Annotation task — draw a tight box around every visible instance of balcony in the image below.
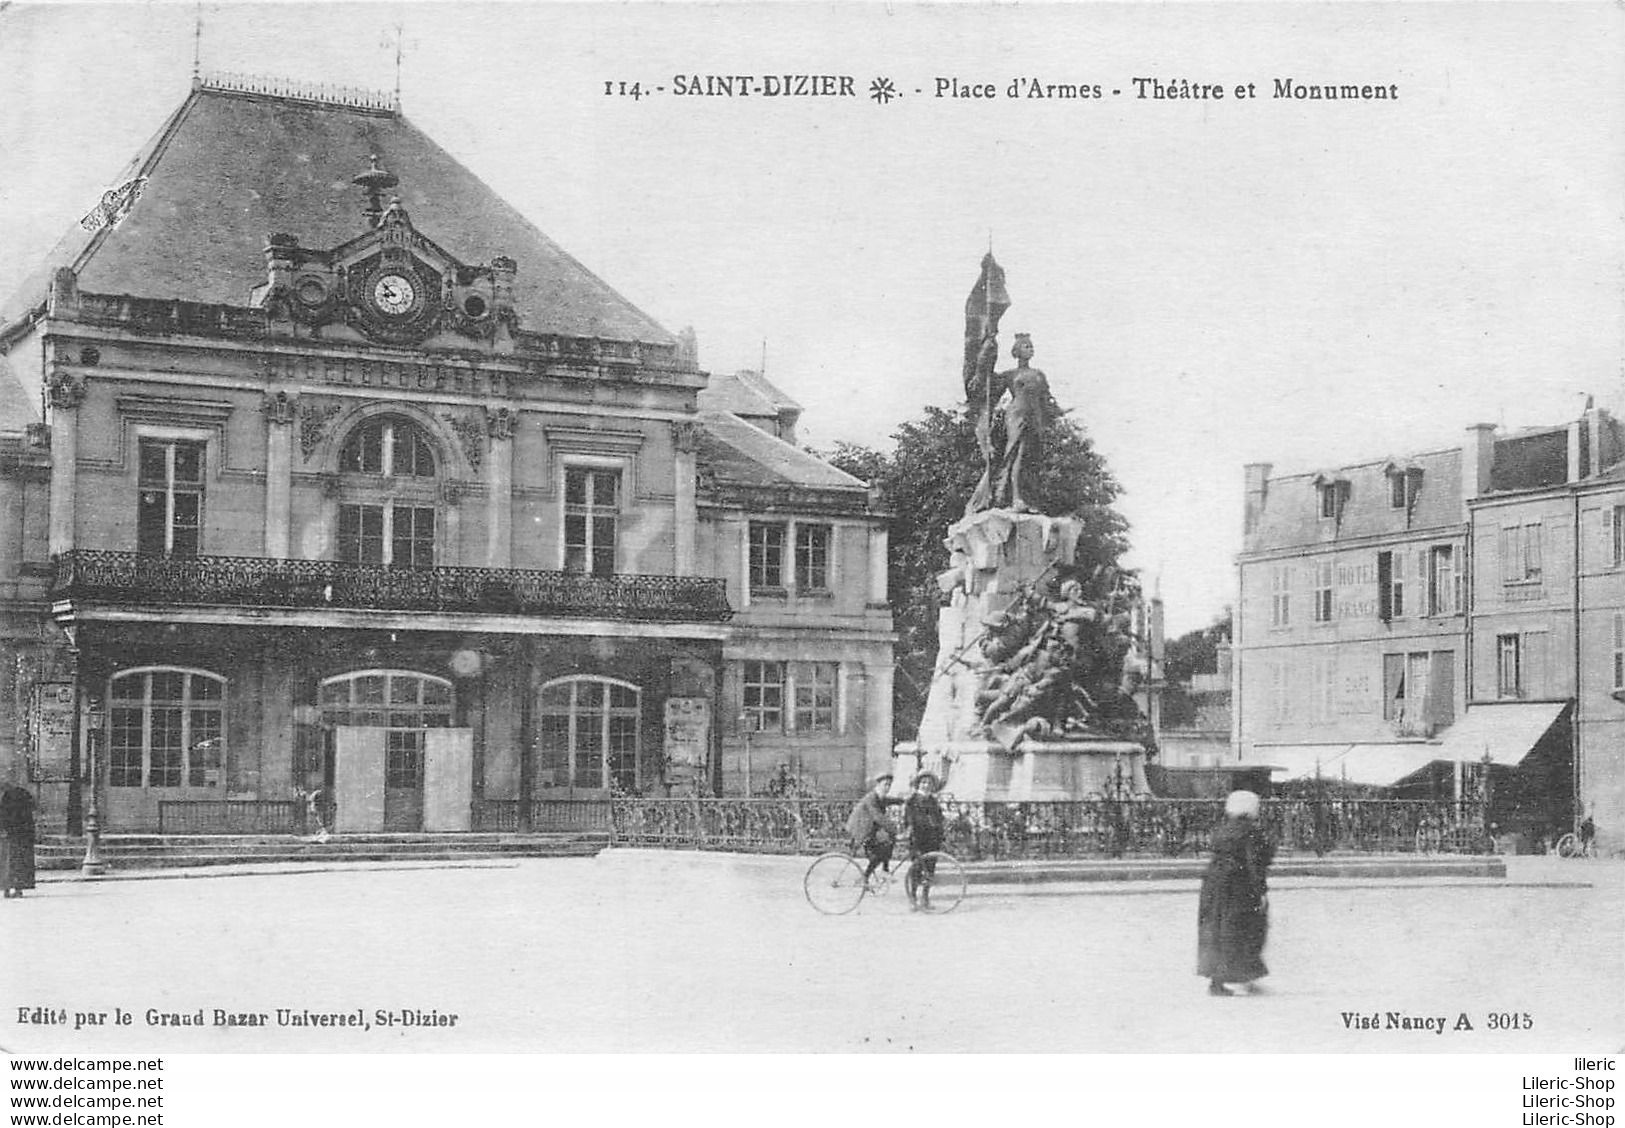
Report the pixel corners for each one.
[52,550,733,623]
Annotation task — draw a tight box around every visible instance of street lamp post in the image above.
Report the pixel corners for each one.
[75,647,107,877]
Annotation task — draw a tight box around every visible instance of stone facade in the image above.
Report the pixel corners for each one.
[1236,406,1625,853]
[0,80,893,832]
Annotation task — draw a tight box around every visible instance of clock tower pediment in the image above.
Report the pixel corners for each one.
[255,157,517,348]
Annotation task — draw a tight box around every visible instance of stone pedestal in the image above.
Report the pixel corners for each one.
[898,508,1149,801]
[914,510,1082,750]
[894,739,1147,802]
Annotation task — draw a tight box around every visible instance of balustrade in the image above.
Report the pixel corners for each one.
[53,549,732,622]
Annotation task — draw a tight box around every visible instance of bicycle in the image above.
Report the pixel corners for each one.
[1553,830,1595,859]
[803,848,967,915]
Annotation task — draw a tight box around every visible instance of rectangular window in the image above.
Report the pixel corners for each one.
[749,523,787,591]
[792,662,838,733]
[1383,653,1406,721]
[1501,524,1542,584]
[1269,661,1290,723]
[339,504,434,567]
[795,524,831,592]
[1613,506,1625,567]
[743,661,785,732]
[1269,566,1291,628]
[1377,550,1404,620]
[1312,559,1334,623]
[1496,634,1522,699]
[564,468,619,576]
[1427,651,1455,729]
[1427,545,1455,616]
[1309,656,1336,723]
[1388,472,1417,510]
[136,439,205,556]
[385,731,424,790]
[391,506,436,568]
[1614,613,1625,691]
[1317,482,1338,520]
[339,504,385,564]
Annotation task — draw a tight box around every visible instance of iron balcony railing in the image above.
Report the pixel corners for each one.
[53,549,733,623]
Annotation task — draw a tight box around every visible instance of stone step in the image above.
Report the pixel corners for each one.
[35,833,609,870]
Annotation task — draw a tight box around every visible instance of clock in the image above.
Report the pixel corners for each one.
[372,272,416,316]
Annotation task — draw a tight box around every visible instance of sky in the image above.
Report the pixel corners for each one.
[1,2,1621,636]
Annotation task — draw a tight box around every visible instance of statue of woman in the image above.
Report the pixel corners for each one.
[994,334,1055,513]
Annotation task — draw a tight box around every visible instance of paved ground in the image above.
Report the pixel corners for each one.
[1,852,1619,1053]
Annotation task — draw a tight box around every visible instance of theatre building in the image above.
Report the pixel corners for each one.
[0,76,893,833]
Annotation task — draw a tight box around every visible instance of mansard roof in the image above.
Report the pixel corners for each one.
[1,82,673,346]
[0,358,38,429]
[696,411,868,495]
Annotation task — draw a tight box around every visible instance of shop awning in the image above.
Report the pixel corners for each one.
[1243,743,1446,787]
[1431,701,1568,766]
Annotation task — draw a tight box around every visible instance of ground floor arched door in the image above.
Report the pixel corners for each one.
[321,670,454,831]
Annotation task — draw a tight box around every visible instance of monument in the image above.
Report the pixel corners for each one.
[894,255,1152,801]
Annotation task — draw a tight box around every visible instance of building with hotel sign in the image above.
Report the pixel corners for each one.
[1235,405,1623,853]
[0,76,894,834]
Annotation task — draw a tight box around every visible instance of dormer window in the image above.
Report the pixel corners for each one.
[1313,475,1348,521]
[1318,482,1338,519]
[1386,464,1422,510]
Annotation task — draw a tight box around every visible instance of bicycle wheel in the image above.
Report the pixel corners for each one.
[804,852,868,915]
[912,851,967,914]
[1555,833,1579,859]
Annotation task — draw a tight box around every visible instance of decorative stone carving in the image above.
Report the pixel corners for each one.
[45,369,86,409]
[261,390,297,426]
[486,406,515,442]
[298,400,341,460]
[672,420,703,454]
[444,411,485,473]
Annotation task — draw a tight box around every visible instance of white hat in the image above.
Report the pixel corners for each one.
[1225,790,1261,818]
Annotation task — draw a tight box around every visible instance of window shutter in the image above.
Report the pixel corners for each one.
[1427,652,1455,728]
[1377,552,1393,621]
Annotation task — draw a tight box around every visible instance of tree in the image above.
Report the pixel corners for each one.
[1160,608,1233,729]
[1164,607,1233,686]
[825,404,1133,741]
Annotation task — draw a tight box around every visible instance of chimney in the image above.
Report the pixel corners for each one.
[1589,405,1613,476]
[1462,424,1495,512]
[1568,416,1591,482]
[1243,462,1271,538]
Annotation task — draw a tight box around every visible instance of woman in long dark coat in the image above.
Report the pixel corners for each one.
[1,779,38,898]
[1197,790,1274,995]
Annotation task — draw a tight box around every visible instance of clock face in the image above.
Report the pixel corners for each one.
[372,273,416,316]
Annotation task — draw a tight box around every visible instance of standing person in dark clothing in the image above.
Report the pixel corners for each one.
[902,770,947,911]
[846,772,904,883]
[1,773,38,899]
[1197,789,1274,996]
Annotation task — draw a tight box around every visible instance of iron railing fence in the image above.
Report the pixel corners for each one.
[53,549,733,623]
[146,797,1490,855]
[157,799,301,835]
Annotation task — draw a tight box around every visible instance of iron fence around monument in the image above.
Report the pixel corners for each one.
[144,796,1490,854]
[588,797,1490,857]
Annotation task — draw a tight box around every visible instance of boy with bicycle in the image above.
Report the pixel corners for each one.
[902,770,947,911]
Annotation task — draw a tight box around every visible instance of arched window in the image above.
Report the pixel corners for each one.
[335,416,438,568]
[339,417,437,477]
[319,670,454,799]
[108,669,226,789]
[537,676,640,794]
